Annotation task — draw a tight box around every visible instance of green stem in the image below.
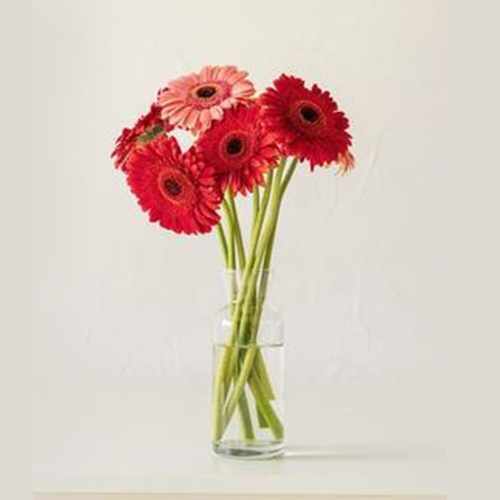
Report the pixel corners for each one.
[213,207,254,442]
[252,187,260,237]
[221,164,285,438]
[224,169,276,357]
[222,201,236,270]
[254,349,275,400]
[236,164,284,342]
[212,169,276,442]
[221,345,258,433]
[280,157,299,198]
[237,385,255,441]
[226,192,246,270]
[249,374,283,439]
[262,158,299,271]
[249,160,299,424]
[215,223,228,268]
[252,158,298,343]
[224,170,276,384]
[220,158,299,439]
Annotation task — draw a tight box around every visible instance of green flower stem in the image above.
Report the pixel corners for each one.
[221,345,258,433]
[236,385,255,441]
[261,158,299,273]
[260,157,298,304]
[249,160,300,427]
[220,163,285,438]
[225,165,280,382]
[222,168,276,373]
[222,188,254,388]
[211,370,225,442]
[235,164,284,343]
[249,374,283,439]
[224,203,238,304]
[220,158,299,439]
[249,158,298,403]
[252,186,260,234]
[215,223,228,268]
[226,193,246,270]
[212,168,276,442]
[222,201,236,271]
[254,349,275,400]
[280,157,299,198]
[214,206,255,442]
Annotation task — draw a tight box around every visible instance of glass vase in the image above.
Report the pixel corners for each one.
[211,271,284,459]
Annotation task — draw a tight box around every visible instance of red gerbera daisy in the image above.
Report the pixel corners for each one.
[111,103,171,172]
[127,135,222,235]
[196,104,280,195]
[259,75,353,170]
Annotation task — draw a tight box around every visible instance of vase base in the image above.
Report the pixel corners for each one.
[212,439,284,460]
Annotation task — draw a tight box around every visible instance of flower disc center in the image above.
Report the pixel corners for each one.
[196,86,217,99]
[158,168,194,206]
[300,105,320,123]
[164,178,182,196]
[226,137,244,156]
[289,100,326,136]
[219,131,250,165]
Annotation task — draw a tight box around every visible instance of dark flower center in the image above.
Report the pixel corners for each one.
[158,168,194,206]
[300,105,320,123]
[218,131,252,168]
[196,86,217,99]
[226,137,244,156]
[163,178,182,197]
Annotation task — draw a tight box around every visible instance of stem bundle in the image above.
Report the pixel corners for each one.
[213,157,298,443]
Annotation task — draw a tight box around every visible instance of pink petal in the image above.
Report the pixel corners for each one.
[210,106,223,120]
[169,106,191,125]
[162,104,186,117]
[159,95,185,106]
[213,66,228,80]
[200,109,212,129]
[185,109,200,129]
[220,98,235,110]
[162,99,185,109]
[232,81,255,96]
[227,70,248,85]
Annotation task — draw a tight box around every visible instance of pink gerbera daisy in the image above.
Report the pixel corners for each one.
[158,66,255,134]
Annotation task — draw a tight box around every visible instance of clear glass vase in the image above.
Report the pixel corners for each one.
[211,271,284,459]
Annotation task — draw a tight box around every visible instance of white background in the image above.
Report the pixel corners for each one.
[28,0,500,496]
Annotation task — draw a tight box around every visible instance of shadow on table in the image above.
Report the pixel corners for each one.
[284,443,445,462]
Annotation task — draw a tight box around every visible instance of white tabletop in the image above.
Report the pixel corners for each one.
[32,377,446,498]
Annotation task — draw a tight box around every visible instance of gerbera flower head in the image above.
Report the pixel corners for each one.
[196,104,280,196]
[112,103,171,172]
[259,74,353,170]
[158,66,255,134]
[126,135,222,235]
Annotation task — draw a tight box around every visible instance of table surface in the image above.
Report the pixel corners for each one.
[35,496,445,500]
[32,379,447,498]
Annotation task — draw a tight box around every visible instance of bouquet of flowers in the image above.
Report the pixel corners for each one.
[112,65,354,458]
